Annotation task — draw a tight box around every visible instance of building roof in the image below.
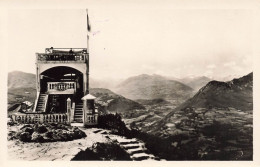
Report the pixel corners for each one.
[81,94,96,100]
[45,48,87,55]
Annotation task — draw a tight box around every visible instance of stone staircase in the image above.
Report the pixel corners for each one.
[74,102,83,123]
[93,129,157,161]
[35,93,47,112]
[115,138,156,161]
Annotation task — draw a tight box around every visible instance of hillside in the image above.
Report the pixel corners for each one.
[179,72,253,111]
[114,74,193,102]
[90,88,145,113]
[8,71,36,89]
[140,73,253,160]
[8,71,36,106]
[146,72,253,134]
[8,87,36,106]
[137,98,171,106]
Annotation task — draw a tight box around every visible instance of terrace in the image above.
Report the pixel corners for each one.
[36,48,88,64]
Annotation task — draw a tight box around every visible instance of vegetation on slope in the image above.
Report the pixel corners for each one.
[90,88,145,113]
[72,142,131,161]
[97,113,252,160]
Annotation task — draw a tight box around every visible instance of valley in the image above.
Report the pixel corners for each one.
[7,71,253,160]
[121,72,253,160]
[144,107,252,160]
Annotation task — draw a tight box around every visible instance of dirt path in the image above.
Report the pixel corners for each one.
[8,126,108,161]
[8,125,157,161]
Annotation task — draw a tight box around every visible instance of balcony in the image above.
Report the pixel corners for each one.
[37,53,87,63]
[47,82,76,94]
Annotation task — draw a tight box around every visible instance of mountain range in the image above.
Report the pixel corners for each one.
[8,71,253,113]
[146,72,253,135]
[7,71,144,113]
[8,71,37,106]
[7,70,212,99]
[114,74,194,102]
[7,70,253,160]
[8,71,36,89]
[179,72,253,111]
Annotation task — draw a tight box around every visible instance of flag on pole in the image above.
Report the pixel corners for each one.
[86,9,91,32]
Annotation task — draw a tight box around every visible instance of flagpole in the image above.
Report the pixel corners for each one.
[86,9,89,54]
[86,9,90,94]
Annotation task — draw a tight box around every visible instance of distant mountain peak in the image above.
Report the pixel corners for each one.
[184,72,253,111]
[8,71,36,89]
[202,72,253,91]
[114,73,193,101]
[206,80,229,87]
[145,72,253,135]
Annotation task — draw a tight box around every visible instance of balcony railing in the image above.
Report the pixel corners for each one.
[47,82,76,94]
[9,113,69,124]
[37,53,86,63]
[85,113,98,125]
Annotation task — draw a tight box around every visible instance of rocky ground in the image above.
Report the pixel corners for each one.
[8,123,86,143]
[7,125,108,161]
[7,124,156,161]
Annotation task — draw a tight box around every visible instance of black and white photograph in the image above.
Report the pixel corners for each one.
[1,0,260,166]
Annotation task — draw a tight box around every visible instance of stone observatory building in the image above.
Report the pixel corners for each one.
[10,47,98,126]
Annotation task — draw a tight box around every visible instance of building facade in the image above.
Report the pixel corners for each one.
[10,47,98,126]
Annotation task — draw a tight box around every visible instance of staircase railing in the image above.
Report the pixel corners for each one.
[33,92,40,112]
[85,113,99,125]
[71,102,75,122]
[43,94,49,113]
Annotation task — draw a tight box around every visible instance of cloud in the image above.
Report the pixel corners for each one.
[206,64,216,69]
[242,56,252,65]
[203,70,213,77]
[223,61,236,67]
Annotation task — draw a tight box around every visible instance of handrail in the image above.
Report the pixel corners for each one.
[43,94,48,113]
[33,92,40,112]
[71,102,75,122]
[47,82,76,91]
[85,114,99,125]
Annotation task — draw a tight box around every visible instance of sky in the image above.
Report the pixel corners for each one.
[5,1,255,80]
